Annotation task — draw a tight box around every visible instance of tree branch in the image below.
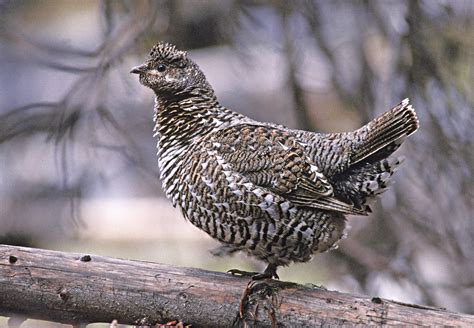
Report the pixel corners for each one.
[0,244,472,327]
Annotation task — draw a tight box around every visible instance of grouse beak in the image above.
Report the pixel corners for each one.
[130,64,147,74]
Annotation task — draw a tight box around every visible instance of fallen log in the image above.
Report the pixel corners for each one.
[0,244,472,327]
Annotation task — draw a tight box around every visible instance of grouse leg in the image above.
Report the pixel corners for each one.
[252,263,279,280]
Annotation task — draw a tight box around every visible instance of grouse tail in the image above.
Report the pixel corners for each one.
[350,98,419,165]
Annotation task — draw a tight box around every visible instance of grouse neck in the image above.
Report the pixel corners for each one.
[153,89,240,152]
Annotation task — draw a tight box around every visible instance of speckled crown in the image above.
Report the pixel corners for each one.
[148,42,187,62]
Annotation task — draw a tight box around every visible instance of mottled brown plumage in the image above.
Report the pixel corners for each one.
[131,42,419,279]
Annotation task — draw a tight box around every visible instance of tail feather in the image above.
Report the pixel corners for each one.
[331,99,418,213]
[351,98,419,165]
[333,157,404,212]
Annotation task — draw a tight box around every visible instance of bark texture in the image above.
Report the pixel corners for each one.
[0,244,472,327]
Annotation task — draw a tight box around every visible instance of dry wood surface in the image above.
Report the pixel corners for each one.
[1,244,473,327]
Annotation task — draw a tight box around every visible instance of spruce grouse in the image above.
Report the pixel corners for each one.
[131,42,419,279]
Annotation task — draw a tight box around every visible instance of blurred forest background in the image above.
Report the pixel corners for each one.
[0,0,473,325]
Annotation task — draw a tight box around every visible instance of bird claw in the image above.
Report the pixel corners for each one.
[227,269,279,280]
[252,270,279,280]
[227,269,260,277]
[228,264,279,280]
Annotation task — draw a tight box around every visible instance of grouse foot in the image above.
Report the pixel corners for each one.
[228,264,279,280]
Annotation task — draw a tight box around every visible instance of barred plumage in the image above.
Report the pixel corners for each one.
[131,42,419,278]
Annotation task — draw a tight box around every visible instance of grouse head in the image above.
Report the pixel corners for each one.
[131,42,212,97]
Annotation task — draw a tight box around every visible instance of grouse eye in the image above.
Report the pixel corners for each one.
[157,64,166,72]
